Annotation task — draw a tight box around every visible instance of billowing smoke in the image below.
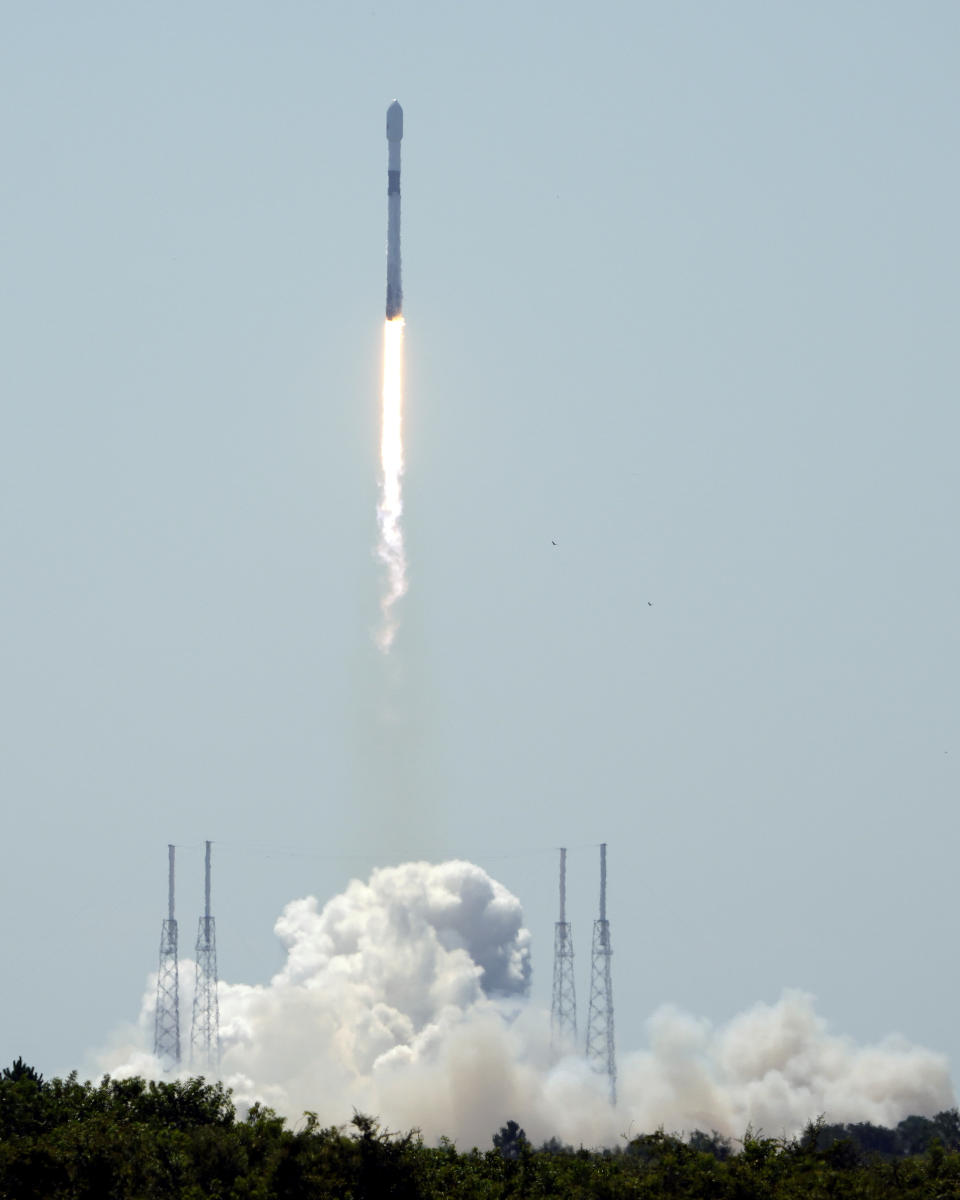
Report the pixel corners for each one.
[99,861,954,1147]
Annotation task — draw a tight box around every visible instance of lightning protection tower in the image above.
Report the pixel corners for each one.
[190,840,221,1075]
[551,847,577,1049]
[153,844,181,1070]
[585,842,617,1104]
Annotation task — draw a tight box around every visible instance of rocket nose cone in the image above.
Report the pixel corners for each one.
[386,100,403,141]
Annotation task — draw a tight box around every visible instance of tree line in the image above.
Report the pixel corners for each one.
[1,1058,959,1197]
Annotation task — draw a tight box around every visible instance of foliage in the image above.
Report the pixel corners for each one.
[1,1061,959,1197]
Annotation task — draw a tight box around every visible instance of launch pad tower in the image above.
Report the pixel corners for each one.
[153,845,181,1070]
[190,841,221,1075]
[551,847,577,1048]
[585,843,617,1104]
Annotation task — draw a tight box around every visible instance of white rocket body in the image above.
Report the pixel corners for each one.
[386,100,403,319]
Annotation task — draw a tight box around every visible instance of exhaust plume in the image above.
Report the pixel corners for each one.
[375,317,407,651]
[101,860,955,1146]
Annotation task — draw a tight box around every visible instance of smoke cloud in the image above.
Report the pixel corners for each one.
[100,860,955,1147]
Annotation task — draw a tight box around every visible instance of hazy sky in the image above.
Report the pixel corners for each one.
[2,2,958,1088]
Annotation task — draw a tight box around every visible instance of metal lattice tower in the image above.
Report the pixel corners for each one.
[153,844,181,1070]
[190,840,221,1075]
[551,847,577,1049]
[585,842,617,1104]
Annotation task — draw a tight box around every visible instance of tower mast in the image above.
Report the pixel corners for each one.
[190,840,221,1075]
[585,842,617,1103]
[153,844,181,1069]
[550,847,577,1048]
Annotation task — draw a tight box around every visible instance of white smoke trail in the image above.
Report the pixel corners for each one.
[375,317,407,651]
[100,860,955,1147]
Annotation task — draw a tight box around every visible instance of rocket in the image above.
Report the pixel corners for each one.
[385,100,403,319]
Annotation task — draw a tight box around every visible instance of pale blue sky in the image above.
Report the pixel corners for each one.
[2,2,958,1084]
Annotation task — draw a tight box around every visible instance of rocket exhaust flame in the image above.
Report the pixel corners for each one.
[376,316,406,651]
